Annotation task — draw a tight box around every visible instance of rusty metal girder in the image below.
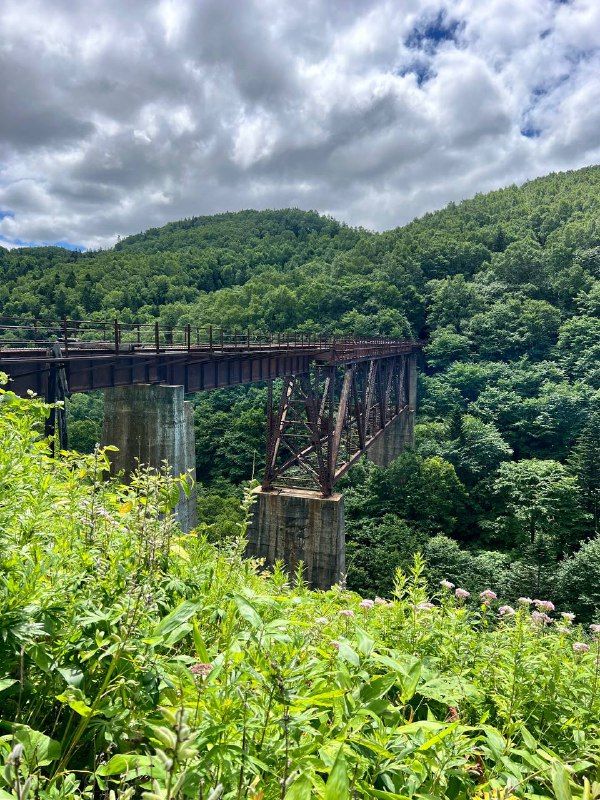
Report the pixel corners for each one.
[262,354,410,496]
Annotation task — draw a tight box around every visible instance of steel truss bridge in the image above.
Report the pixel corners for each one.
[0,318,422,496]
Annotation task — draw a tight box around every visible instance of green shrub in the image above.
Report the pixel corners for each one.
[1,386,599,799]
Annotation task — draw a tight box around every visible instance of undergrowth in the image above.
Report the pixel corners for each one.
[1,379,599,799]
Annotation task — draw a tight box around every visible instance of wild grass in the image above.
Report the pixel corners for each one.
[1,381,599,799]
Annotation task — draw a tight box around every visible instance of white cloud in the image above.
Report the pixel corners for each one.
[0,0,598,248]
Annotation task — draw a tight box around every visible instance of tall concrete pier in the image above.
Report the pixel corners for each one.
[247,488,345,589]
[102,384,197,532]
[368,352,417,467]
[403,352,418,449]
[368,414,407,468]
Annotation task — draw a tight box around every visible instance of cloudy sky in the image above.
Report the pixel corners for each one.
[1,0,599,250]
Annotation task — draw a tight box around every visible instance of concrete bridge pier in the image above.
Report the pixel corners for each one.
[368,352,418,468]
[247,488,346,590]
[367,413,407,468]
[102,384,197,532]
[403,352,418,449]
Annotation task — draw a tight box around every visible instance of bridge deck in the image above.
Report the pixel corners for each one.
[0,333,421,397]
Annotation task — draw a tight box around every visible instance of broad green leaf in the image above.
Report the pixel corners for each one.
[95,754,130,776]
[324,745,349,800]
[285,774,312,800]
[551,764,573,800]
[355,627,375,656]
[58,667,84,688]
[154,600,200,637]
[170,542,190,561]
[418,721,458,751]
[293,689,346,708]
[419,675,479,705]
[400,659,421,702]
[361,789,410,800]
[359,673,396,704]
[13,725,61,767]
[56,692,94,718]
[0,678,17,693]
[521,726,537,751]
[349,737,397,760]
[96,754,154,776]
[192,619,210,662]
[483,726,507,759]
[337,641,360,667]
[233,594,263,629]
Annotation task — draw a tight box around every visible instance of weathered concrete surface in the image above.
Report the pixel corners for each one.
[403,353,418,448]
[247,487,345,589]
[367,413,407,468]
[102,384,197,532]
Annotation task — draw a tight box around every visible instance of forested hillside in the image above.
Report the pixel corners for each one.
[1,165,599,616]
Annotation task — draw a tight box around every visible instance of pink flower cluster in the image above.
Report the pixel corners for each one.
[517,597,533,606]
[498,605,515,616]
[455,588,470,600]
[189,662,212,677]
[416,602,435,611]
[533,599,555,612]
[531,610,552,626]
[440,579,455,590]
[480,589,497,602]
[560,612,576,623]
[590,623,600,635]
[339,609,355,618]
[360,599,375,610]
[573,642,590,654]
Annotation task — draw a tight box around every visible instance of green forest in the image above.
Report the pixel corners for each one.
[2,165,599,615]
[1,166,600,797]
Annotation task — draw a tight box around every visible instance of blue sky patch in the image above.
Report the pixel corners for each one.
[405,11,463,53]
[396,60,434,86]
[520,125,542,138]
[0,233,84,251]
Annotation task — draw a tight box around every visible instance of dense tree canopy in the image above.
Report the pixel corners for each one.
[2,165,600,616]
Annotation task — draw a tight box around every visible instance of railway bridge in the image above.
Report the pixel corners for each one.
[0,319,422,588]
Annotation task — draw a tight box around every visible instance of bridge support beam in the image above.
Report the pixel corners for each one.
[102,384,197,532]
[247,487,345,590]
[367,413,407,468]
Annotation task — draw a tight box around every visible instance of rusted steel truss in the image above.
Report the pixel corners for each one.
[263,355,409,496]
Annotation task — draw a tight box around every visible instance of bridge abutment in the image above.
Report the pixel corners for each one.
[247,487,345,589]
[102,384,197,532]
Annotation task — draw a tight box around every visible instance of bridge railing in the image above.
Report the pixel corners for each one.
[0,317,420,358]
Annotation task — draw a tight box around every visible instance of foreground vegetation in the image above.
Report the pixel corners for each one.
[2,384,600,799]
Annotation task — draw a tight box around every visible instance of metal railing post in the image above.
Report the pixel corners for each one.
[155,321,160,353]
[62,318,68,353]
[113,319,119,354]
